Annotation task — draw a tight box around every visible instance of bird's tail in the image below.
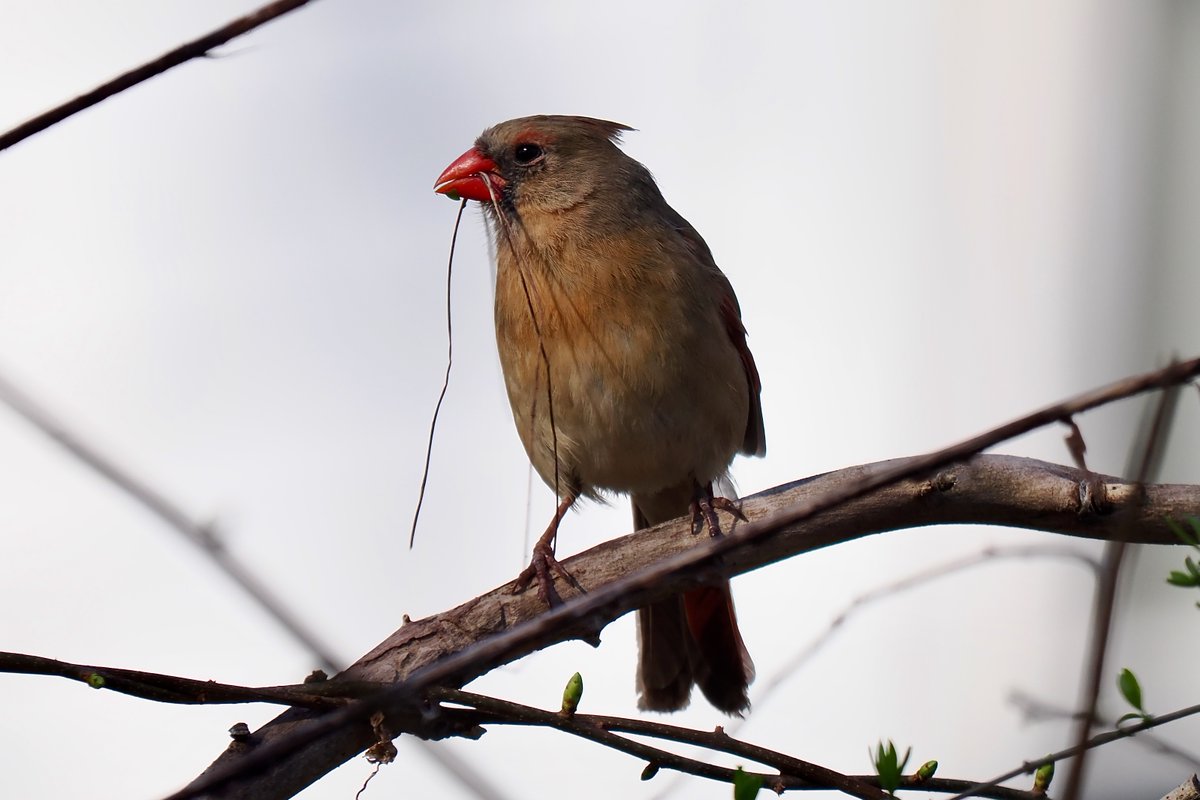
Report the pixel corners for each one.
[632,485,754,714]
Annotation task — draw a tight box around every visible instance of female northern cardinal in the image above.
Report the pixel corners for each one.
[434,115,764,714]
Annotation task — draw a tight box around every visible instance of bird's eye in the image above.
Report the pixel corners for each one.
[514,143,544,165]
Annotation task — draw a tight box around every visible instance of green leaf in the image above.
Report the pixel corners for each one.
[1167,570,1199,587]
[84,672,105,689]
[732,766,763,800]
[871,740,911,796]
[1167,516,1200,547]
[915,760,938,781]
[1117,668,1144,712]
[1116,711,1146,726]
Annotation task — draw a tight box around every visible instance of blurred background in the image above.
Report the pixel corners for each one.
[1,1,1198,798]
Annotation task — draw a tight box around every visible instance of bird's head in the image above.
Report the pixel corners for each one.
[434,115,638,223]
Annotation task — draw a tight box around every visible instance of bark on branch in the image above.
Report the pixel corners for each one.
[181,453,1200,799]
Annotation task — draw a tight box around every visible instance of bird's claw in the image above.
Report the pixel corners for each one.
[690,493,747,537]
[513,540,573,607]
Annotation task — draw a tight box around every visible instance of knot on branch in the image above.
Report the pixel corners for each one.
[1076,476,1111,518]
[918,469,958,498]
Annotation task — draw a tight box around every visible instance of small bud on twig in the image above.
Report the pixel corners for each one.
[560,672,583,716]
[1032,761,1055,796]
[914,760,938,782]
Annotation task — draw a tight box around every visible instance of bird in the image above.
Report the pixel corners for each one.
[433,115,765,714]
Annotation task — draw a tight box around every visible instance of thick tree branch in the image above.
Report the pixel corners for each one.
[1162,775,1200,800]
[177,452,1200,799]
[171,346,1199,800]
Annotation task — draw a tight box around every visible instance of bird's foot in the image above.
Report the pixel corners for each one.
[512,492,580,607]
[513,538,575,607]
[690,483,747,537]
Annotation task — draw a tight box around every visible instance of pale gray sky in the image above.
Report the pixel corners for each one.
[1,2,1198,799]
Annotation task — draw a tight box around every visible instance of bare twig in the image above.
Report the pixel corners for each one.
[1062,380,1181,800]
[0,651,351,709]
[0,0,316,153]
[947,701,1200,800]
[1009,690,1200,770]
[0,371,342,671]
[759,545,1101,700]
[1062,418,1088,471]
[173,358,1200,800]
[0,370,512,800]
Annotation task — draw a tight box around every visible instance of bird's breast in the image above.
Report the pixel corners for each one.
[493,247,747,497]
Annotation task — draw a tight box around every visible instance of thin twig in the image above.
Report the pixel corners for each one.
[436,688,883,800]
[0,650,353,709]
[1061,379,1180,800]
[435,688,1041,800]
[0,371,342,671]
[760,545,1101,700]
[1009,690,1200,770]
[0,0,316,153]
[946,701,1200,800]
[410,199,467,547]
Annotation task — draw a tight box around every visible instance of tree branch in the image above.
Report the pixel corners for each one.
[0,647,1037,799]
[1008,690,1200,771]
[947,702,1200,800]
[0,651,356,710]
[1162,775,1200,800]
[0,372,344,671]
[1063,382,1181,800]
[435,688,1043,800]
[169,354,1200,799]
[175,454,1200,799]
[0,0,316,153]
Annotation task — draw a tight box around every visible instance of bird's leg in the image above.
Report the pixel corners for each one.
[514,491,578,606]
[690,480,747,537]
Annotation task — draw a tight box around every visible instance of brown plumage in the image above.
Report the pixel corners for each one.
[434,115,764,713]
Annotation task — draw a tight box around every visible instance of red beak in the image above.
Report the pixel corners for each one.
[434,148,504,202]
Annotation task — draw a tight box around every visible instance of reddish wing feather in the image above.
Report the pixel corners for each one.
[718,291,760,394]
[673,223,765,458]
[718,290,766,457]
